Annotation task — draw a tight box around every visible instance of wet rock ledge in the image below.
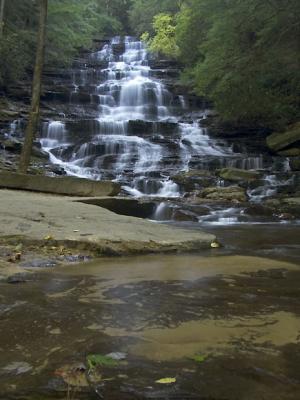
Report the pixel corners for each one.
[0,189,215,259]
[0,171,120,197]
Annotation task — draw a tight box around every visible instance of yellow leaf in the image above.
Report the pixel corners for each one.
[155,377,176,384]
[44,235,54,241]
[211,241,221,248]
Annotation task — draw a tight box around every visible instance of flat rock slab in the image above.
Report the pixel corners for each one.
[75,196,156,218]
[0,171,120,197]
[0,190,215,255]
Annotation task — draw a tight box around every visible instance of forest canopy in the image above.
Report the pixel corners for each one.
[0,0,299,129]
[138,0,300,129]
[0,0,131,87]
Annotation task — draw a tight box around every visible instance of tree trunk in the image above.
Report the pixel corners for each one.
[18,0,48,174]
[0,0,5,38]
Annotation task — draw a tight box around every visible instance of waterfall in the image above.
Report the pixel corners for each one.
[41,121,67,150]
[40,36,290,203]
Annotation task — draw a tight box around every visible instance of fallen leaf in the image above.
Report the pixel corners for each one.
[155,377,176,384]
[44,235,54,241]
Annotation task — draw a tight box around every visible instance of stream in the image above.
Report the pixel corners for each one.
[0,224,300,399]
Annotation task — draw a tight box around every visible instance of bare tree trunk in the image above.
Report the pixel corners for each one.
[18,0,48,174]
[0,0,5,38]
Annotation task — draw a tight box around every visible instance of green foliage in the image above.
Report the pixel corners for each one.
[145,0,300,129]
[145,14,179,58]
[97,0,133,33]
[47,1,93,65]
[1,0,299,130]
[0,0,128,88]
[0,32,32,86]
[86,354,119,370]
[0,0,37,87]
[183,0,300,128]
[129,0,181,36]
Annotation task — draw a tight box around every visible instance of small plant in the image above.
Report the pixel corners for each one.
[86,354,119,370]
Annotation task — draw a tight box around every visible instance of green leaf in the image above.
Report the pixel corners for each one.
[86,354,119,370]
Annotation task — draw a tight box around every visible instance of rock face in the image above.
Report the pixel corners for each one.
[201,115,270,138]
[266,123,300,154]
[218,168,261,182]
[199,186,247,202]
[0,171,120,197]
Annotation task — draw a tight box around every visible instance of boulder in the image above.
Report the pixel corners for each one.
[265,197,300,218]
[0,171,120,197]
[1,139,49,160]
[173,209,198,222]
[199,186,247,202]
[266,123,300,153]
[1,138,23,153]
[218,168,261,183]
[172,170,215,191]
[244,204,274,217]
[49,165,67,176]
[31,146,49,160]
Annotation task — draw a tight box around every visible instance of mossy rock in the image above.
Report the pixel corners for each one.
[172,170,215,191]
[289,157,300,171]
[266,123,300,153]
[218,168,261,182]
[200,186,247,202]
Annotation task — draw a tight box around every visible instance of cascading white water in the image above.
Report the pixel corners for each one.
[41,121,67,149]
[40,36,290,205]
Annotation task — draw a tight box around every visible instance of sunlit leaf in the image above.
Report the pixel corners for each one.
[155,377,176,384]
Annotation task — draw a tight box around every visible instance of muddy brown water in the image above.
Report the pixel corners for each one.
[0,224,299,399]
